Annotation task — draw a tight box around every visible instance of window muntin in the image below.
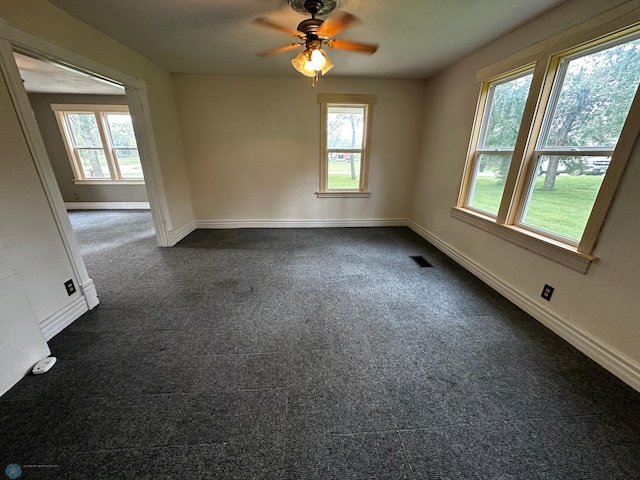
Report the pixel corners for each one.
[466,71,533,216]
[52,104,144,183]
[318,93,376,196]
[457,26,640,268]
[518,35,640,243]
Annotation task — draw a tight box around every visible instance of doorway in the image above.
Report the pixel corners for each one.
[14,51,151,210]
[14,50,157,303]
[0,27,172,337]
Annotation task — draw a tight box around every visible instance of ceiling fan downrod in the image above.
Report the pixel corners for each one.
[304,0,323,18]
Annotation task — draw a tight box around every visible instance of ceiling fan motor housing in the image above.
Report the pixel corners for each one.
[305,38,322,51]
[297,18,323,36]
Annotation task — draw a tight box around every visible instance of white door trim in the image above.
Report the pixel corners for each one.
[0,37,96,312]
[0,20,172,247]
[0,19,174,334]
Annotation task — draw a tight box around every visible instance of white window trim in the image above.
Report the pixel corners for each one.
[454,7,640,274]
[317,93,376,197]
[51,103,144,185]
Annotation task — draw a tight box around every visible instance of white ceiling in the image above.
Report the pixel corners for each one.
[45,0,567,80]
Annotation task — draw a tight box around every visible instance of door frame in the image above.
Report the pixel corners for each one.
[0,20,173,325]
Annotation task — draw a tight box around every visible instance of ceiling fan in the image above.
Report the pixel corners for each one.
[254,0,379,85]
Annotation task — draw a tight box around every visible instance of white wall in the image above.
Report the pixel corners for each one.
[0,75,80,322]
[410,0,640,389]
[173,75,426,225]
[3,0,639,394]
[0,0,194,395]
[0,0,194,232]
[0,242,50,397]
[0,71,64,395]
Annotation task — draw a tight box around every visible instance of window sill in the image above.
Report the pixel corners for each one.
[72,179,145,186]
[450,207,595,274]
[316,191,371,198]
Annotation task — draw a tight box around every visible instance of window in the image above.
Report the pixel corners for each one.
[317,93,376,197]
[455,24,640,273]
[51,104,144,184]
[521,39,640,242]
[467,70,534,216]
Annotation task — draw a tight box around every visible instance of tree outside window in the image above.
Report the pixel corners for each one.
[467,71,533,216]
[327,106,365,190]
[522,36,640,241]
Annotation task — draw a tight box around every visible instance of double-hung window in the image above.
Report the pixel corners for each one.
[317,93,376,197]
[52,104,144,184]
[521,40,639,242]
[466,69,534,216]
[455,23,640,273]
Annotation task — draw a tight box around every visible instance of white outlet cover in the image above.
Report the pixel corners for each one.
[32,356,57,375]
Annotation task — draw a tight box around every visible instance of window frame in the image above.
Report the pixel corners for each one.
[464,66,535,218]
[51,103,144,185]
[454,15,640,274]
[317,93,376,197]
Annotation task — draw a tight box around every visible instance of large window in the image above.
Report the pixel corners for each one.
[456,25,640,273]
[317,93,376,197]
[52,104,144,184]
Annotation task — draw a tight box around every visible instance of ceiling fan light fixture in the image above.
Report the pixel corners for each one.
[308,48,327,70]
[291,52,316,77]
[320,52,334,75]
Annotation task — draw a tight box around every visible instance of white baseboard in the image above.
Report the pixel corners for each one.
[64,202,150,210]
[407,219,640,393]
[39,295,90,341]
[169,221,196,245]
[81,279,99,310]
[195,218,407,229]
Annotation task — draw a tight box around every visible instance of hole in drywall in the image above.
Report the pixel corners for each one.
[410,255,433,268]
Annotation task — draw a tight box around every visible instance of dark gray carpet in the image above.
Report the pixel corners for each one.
[2,210,640,479]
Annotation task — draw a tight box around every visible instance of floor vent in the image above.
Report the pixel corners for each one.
[410,255,433,268]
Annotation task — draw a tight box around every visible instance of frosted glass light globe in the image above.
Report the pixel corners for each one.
[308,49,327,71]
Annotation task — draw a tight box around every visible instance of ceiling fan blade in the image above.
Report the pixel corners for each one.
[317,11,358,38]
[258,43,302,58]
[327,39,379,55]
[253,17,302,37]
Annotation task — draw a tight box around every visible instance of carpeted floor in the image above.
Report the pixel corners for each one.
[2,210,640,479]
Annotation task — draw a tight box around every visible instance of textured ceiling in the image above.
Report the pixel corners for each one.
[45,0,567,80]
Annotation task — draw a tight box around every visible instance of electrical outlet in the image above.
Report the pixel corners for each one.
[73,193,79,200]
[64,279,76,296]
[541,284,554,301]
